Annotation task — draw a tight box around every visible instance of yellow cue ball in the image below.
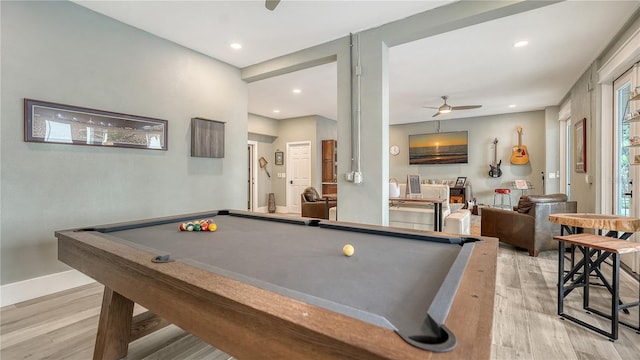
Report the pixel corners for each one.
[342,244,355,257]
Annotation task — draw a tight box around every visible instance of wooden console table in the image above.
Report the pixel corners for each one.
[322,194,337,220]
[389,197,446,232]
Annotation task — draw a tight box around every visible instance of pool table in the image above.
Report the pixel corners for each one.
[56,210,497,359]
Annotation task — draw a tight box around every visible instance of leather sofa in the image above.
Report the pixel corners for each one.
[301,187,336,219]
[480,193,577,256]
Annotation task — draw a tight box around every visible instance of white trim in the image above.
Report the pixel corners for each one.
[0,270,95,307]
[601,82,614,215]
[597,22,640,215]
[598,26,640,83]
[558,100,571,121]
[559,118,569,195]
[247,140,258,212]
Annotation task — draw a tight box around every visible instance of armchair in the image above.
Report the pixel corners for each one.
[480,194,577,256]
[301,187,336,219]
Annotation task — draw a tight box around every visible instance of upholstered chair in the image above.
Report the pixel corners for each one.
[480,194,577,256]
[301,187,336,219]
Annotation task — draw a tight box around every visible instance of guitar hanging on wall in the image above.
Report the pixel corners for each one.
[489,138,502,178]
[510,126,530,165]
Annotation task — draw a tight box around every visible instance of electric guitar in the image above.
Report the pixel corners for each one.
[489,138,502,178]
[510,126,530,165]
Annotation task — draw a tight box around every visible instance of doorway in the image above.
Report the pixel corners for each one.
[614,66,638,272]
[286,141,311,214]
[247,141,258,211]
[614,68,634,217]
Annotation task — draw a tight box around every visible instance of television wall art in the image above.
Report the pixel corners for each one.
[409,131,468,165]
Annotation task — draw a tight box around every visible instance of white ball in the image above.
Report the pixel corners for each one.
[342,244,355,257]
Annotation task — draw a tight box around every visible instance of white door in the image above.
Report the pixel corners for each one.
[286,141,311,214]
[614,67,638,271]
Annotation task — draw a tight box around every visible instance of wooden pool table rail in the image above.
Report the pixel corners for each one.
[57,222,497,360]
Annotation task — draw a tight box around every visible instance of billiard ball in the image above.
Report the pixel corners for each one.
[209,223,217,232]
[186,224,194,231]
[343,244,354,257]
[201,222,209,231]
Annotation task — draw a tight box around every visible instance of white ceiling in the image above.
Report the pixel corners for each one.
[74,0,639,125]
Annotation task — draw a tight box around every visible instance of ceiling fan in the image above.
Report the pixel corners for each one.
[265,0,281,11]
[424,96,482,117]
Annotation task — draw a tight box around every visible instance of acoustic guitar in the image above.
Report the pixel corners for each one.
[488,138,502,178]
[510,126,529,165]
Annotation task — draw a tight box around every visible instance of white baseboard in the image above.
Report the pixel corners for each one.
[255,206,292,214]
[1,270,95,307]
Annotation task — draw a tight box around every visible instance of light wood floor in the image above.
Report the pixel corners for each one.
[2,217,640,359]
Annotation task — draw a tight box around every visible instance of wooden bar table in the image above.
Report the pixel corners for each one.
[554,233,640,339]
[549,213,640,339]
[549,213,640,239]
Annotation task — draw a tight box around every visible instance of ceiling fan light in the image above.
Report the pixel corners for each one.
[439,109,451,114]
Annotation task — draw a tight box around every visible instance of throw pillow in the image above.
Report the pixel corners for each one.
[304,188,317,202]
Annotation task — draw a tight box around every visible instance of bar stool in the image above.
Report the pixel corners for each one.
[494,189,512,209]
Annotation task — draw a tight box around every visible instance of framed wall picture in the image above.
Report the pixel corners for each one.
[455,177,467,188]
[406,174,422,197]
[408,131,468,165]
[275,151,284,165]
[191,117,225,158]
[24,98,168,150]
[574,118,586,173]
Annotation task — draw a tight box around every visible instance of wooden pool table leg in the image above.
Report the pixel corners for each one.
[94,287,134,360]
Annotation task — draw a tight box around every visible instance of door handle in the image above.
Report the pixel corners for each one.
[290,180,293,184]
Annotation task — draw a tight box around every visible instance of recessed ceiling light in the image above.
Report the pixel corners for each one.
[513,40,528,48]
[509,104,517,108]
[273,109,280,113]
[230,43,242,50]
[292,88,302,94]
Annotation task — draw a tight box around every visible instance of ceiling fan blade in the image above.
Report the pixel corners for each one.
[451,105,482,110]
[265,0,281,11]
[422,106,440,109]
[432,111,441,117]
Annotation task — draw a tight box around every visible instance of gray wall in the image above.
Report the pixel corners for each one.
[248,113,279,207]
[569,65,598,213]
[544,106,561,194]
[272,116,317,206]
[249,114,337,209]
[390,111,547,206]
[1,1,247,284]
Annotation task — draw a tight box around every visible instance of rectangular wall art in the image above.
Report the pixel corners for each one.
[408,131,468,165]
[24,99,168,150]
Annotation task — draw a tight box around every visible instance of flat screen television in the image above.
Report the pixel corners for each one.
[408,131,468,165]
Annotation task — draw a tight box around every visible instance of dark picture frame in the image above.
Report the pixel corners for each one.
[24,98,168,150]
[408,131,468,165]
[574,118,587,173]
[275,151,284,165]
[455,177,467,188]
